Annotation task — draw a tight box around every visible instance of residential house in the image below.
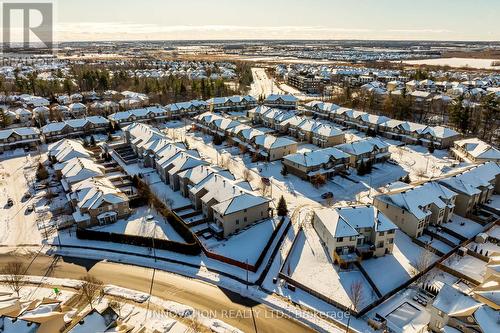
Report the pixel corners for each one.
[68,177,130,227]
[374,181,457,238]
[41,116,109,142]
[452,138,500,163]
[264,94,298,110]
[282,147,350,180]
[253,134,297,161]
[313,205,397,267]
[335,137,390,167]
[0,127,40,152]
[439,162,500,217]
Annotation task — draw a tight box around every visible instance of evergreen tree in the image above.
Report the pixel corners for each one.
[281,164,288,176]
[357,160,366,176]
[277,196,288,217]
[36,163,49,181]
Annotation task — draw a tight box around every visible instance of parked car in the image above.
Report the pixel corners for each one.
[34,184,47,191]
[23,192,32,200]
[6,198,14,207]
[26,204,34,214]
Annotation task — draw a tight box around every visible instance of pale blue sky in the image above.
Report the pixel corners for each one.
[51,0,500,41]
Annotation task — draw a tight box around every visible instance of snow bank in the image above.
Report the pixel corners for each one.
[150,296,194,317]
[0,275,83,289]
[103,285,150,303]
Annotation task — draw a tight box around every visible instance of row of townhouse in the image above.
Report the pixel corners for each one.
[108,106,170,125]
[41,116,109,142]
[451,138,500,163]
[194,112,298,161]
[282,137,391,180]
[374,182,457,238]
[0,127,40,152]
[373,162,500,238]
[313,205,398,267]
[248,105,345,148]
[282,147,350,180]
[47,140,131,227]
[306,101,461,148]
[122,123,271,238]
[206,95,257,112]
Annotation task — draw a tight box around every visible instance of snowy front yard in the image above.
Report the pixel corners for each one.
[282,228,379,311]
[361,230,439,295]
[94,206,185,242]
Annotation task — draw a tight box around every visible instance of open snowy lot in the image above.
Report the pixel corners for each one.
[389,144,468,181]
[282,228,379,310]
[94,206,185,242]
[361,230,439,295]
[200,218,280,265]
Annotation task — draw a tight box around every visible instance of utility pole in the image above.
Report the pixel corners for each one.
[246,258,249,291]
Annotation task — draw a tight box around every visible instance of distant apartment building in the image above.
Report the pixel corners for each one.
[286,73,322,93]
[374,182,457,238]
[313,205,397,267]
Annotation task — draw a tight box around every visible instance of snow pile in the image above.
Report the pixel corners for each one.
[150,296,194,317]
[103,285,150,303]
[0,275,83,289]
[208,319,244,333]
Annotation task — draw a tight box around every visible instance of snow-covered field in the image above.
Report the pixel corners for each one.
[201,218,280,264]
[389,144,467,181]
[361,230,438,295]
[283,228,379,310]
[401,57,499,69]
[95,206,185,242]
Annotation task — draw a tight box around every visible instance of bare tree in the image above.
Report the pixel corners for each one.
[349,280,364,311]
[109,300,123,318]
[415,167,426,179]
[412,247,435,286]
[78,275,104,310]
[1,261,26,297]
[346,280,364,332]
[242,169,253,182]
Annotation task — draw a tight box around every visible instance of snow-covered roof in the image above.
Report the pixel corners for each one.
[335,137,389,156]
[60,157,105,185]
[0,127,39,139]
[455,138,500,161]
[377,181,457,221]
[212,193,269,216]
[48,139,91,163]
[254,134,296,149]
[284,147,349,167]
[265,94,298,103]
[71,177,128,210]
[439,162,500,196]
[432,284,481,316]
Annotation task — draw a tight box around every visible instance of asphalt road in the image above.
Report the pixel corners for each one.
[0,253,317,333]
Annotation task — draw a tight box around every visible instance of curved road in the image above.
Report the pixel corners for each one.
[0,253,317,333]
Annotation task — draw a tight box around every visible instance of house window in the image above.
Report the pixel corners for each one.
[236,219,239,225]
[244,209,247,213]
[388,229,395,234]
[244,217,247,222]
[337,237,344,242]
[379,231,385,236]
[377,241,384,248]
[388,238,394,244]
